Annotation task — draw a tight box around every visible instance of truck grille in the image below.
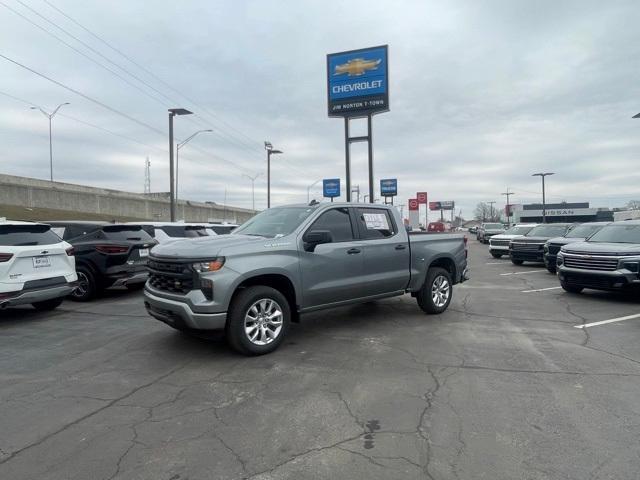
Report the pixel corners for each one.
[490,239,510,247]
[148,258,194,294]
[563,254,618,271]
[547,243,562,255]
[511,242,542,252]
[564,273,621,289]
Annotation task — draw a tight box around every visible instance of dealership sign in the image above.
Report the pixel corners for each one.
[417,192,428,204]
[380,178,397,197]
[323,178,341,198]
[327,45,389,117]
[408,198,419,211]
[429,201,455,211]
[521,208,597,217]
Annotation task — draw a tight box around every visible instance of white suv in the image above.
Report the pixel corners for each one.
[488,224,539,258]
[0,220,77,311]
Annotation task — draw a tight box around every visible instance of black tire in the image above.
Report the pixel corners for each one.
[561,282,583,294]
[511,258,524,265]
[417,267,453,314]
[70,266,98,302]
[547,266,557,274]
[491,252,502,259]
[226,286,291,356]
[32,297,64,311]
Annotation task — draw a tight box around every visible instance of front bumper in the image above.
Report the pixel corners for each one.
[111,271,148,287]
[0,281,78,307]
[544,253,557,268]
[510,250,544,263]
[144,289,227,331]
[558,267,640,291]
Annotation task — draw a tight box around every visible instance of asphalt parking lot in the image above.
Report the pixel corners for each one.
[1,238,639,480]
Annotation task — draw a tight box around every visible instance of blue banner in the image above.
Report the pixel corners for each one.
[380,178,397,197]
[327,45,389,117]
[323,178,340,198]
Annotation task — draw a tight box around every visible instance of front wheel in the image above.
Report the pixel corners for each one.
[491,252,502,259]
[511,258,524,265]
[32,297,64,311]
[561,281,583,294]
[226,286,291,356]
[547,266,557,274]
[417,267,453,314]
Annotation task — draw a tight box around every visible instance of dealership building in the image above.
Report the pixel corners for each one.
[510,202,614,224]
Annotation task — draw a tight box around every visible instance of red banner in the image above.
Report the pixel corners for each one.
[417,192,428,204]
[408,198,419,211]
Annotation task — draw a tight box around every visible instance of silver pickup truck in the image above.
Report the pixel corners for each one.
[144,202,468,355]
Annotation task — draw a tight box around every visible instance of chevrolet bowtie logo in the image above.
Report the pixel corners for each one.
[334,58,381,76]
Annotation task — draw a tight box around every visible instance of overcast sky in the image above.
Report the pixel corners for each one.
[1,0,639,219]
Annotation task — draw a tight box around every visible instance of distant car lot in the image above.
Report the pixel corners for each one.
[1,238,639,479]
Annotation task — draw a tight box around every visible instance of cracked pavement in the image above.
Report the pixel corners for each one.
[1,238,640,479]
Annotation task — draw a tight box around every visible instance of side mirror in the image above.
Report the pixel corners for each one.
[303,230,332,252]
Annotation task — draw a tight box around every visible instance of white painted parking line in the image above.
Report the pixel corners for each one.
[574,313,640,329]
[485,262,505,265]
[500,270,546,276]
[521,286,562,293]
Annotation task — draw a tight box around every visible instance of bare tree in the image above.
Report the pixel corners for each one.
[625,200,640,210]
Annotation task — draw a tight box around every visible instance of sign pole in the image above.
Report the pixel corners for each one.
[367,114,374,203]
[344,118,351,202]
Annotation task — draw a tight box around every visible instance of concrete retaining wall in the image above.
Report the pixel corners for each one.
[0,174,256,223]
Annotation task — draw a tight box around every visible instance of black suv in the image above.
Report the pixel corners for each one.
[509,223,575,266]
[47,222,155,301]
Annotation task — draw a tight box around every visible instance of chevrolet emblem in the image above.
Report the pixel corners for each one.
[334,58,381,76]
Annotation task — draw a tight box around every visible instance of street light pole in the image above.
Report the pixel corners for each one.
[242,173,262,211]
[168,108,193,221]
[264,141,283,208]
[306,179,321,203]
[501,188,514,224]
[532,172,555,223]
[176,129,212,208]
[30,102,69,182]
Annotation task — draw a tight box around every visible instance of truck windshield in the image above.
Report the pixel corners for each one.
[484,224,503,229]
[588,224,640,243]
[565,224,604,238]
[504,226,533,235]
[233,207,316,238]
[527,225,569,237]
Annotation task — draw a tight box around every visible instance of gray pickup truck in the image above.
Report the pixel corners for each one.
[144,202,468,355]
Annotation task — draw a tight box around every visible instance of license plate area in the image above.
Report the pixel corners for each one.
[32,256,51,268]
[139,248,149,258]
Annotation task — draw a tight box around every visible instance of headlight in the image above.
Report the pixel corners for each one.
[557,254,564,266]
[543,244,549,253]
[192,257,225,273]
[620,261,639,273]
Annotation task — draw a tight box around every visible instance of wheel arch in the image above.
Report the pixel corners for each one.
[231,273,300,322]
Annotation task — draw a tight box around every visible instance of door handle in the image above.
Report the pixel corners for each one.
[395,244,407,250]
[347,248,361,255]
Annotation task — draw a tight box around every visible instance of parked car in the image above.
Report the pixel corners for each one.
[144,202,469,355]
[0,220,77,311]
[509,223,575,265]
[488,224,538,258]
[129,222,215,244]
[47,222,155,301]
[468,226,478,234]
[427,222,445,232]
[557,221,640,294]
[477,223,506,243]
[543,222,610,273]
[207,223,239,235]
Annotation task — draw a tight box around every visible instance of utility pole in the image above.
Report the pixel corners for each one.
[242,173,262,211]
[144,157,151,194]
[501,188,514,224]
[487,201,496,221]
[265,141,283,208]
[30,102,70,182]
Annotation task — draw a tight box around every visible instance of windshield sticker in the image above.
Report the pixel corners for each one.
[363,213,389,230]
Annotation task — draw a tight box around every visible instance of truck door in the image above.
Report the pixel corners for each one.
[354,207,410,296]
[299,207,366,308]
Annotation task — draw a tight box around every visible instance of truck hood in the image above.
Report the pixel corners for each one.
[491,233,525,240]
[150,234,267,258]
[547,236,584,246]
[562,242,640,256]
[483,229,505,234]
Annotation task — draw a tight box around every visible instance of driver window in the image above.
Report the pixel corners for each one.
[308,208,354,243]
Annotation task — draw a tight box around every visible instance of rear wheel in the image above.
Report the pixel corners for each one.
[226,286,291,356]
[511,258,524,265]
[561,281,583,294]
[32,297,64,311]
[417,267,453,314]
[491,252,502,259]
[70,266,97,302]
